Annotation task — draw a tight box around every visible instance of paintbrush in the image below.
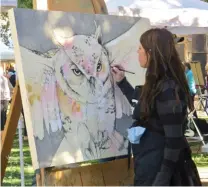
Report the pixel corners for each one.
[111,66,135,75]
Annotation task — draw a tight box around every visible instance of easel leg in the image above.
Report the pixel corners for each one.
[40,168,45,186]
[1,83,22,184]
[199,97,208,116]
[35,168,45,186]
[190,117,205,145]
[36,172,41,186]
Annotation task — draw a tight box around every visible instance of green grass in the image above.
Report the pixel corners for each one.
[2,132,208,186]
[193,153,208,168]
[189,142,208,167]
[2,133,34,186]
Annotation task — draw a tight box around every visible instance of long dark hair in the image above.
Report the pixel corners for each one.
[139,28,193,119]
[184,62,191,70]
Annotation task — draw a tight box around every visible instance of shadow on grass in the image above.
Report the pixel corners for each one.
[9,150,31,158]
[3,179,34,186]
[7,156,32,165]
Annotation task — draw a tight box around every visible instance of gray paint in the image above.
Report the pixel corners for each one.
[14,8,140,52]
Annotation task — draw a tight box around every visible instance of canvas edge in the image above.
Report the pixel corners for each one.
[8,8,40,170]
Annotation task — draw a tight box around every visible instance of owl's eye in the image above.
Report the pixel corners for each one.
[72,68,82,76]
[97,62,102,72]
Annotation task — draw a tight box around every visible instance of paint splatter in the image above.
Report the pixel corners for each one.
[80,58,94,75]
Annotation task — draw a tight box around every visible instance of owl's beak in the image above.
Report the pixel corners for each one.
[89,77,96,90]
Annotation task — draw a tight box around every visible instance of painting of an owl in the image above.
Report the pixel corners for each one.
[11,9,150,169]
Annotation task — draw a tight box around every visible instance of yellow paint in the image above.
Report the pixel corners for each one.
[56,85,72,116]
[29,94,41,105]
[72,101,81,113]
[76,103,80,112]
[26,84,33,93]
[72,101,76,113]
[26,84,41,105]
[28,94,38,105]
[101,64,106,73]
[56,85,82,116]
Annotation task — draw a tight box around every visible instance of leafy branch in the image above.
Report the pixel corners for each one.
[0,0,33,46]
[0,13,11,46]
[18,0,33,9]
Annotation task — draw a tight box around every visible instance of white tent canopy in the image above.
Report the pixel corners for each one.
[105,0,208,34]
[0,41,14,61]
[105,0,208,152]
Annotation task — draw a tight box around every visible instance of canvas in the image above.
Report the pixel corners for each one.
[9,8,151,169]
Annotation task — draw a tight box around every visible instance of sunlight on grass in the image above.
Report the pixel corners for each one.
[192,153,208,168]
[11,147,30,152]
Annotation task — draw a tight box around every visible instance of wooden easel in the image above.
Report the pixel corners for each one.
[190,61,205,87]
[1,0,134,186]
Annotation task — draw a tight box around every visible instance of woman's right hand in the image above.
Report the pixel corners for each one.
[111,65,125,83]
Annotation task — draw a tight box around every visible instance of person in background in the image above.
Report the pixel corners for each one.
[205,62,208,89]
[6,64,28,140]
[0,66,11,137]
[184,62,198,118]
[7,64,16,88]
[111,28,201,186]
[204,63,208,112]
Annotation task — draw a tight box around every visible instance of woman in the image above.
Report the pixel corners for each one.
[0,66,11,134]
[184,62,198,118]
[112,28,201,186]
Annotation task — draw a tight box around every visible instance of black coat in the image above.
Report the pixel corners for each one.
[117,78,202,186]
[132,131,201,186]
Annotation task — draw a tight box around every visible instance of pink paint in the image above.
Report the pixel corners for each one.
[45,84,55,102]
[68,97,73,104]
[62,63,69,75]
[80,58,94,75]
[74,111,82,118]
[109,143,116,153]
[63,38,74,49]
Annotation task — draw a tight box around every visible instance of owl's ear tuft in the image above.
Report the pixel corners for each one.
[94,22,102,45]
[97,36,102,45]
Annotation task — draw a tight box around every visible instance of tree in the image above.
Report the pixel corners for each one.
[0,0,33,46]
[0,13,11,46]
[18,0,33,9]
